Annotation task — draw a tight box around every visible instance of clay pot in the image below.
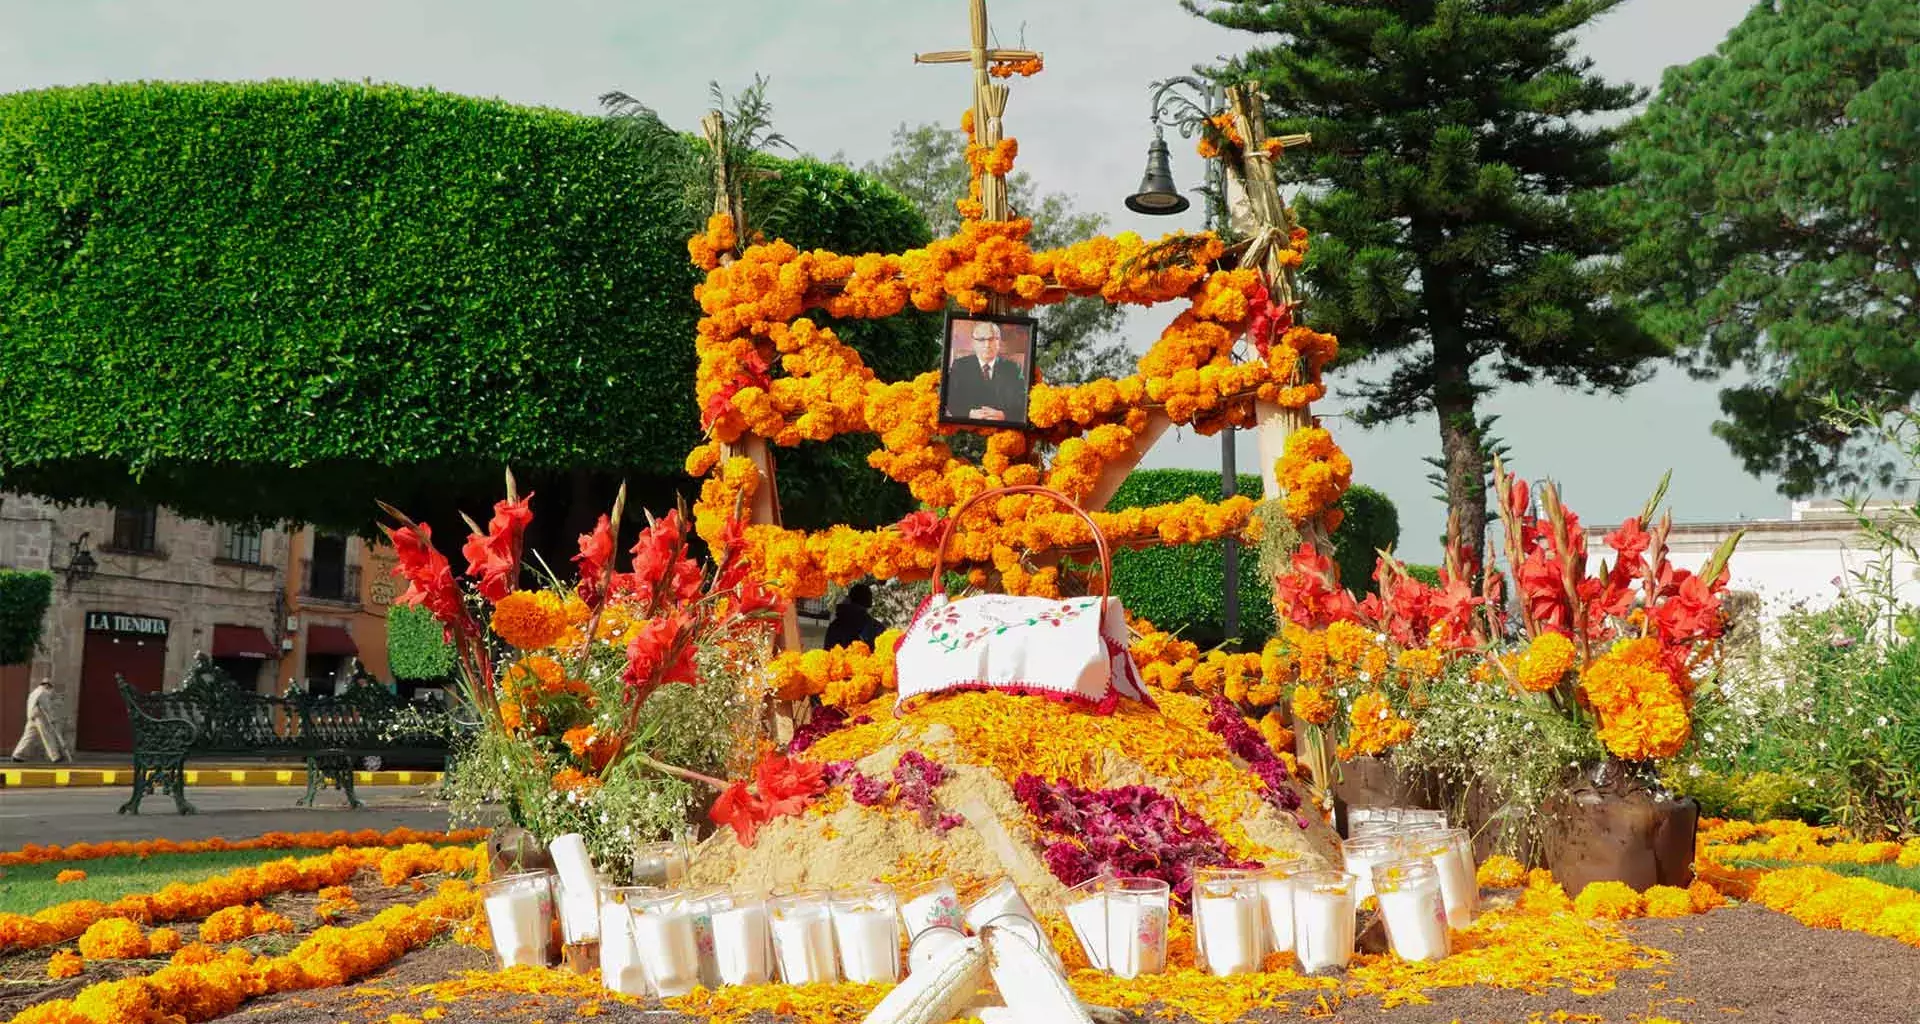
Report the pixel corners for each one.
[1330,756,1444,838]
[1458,778,1544,866]
[1542,763,1697,896]
[487,825,556,877]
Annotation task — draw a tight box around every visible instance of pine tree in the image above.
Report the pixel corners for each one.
[1614,0,1920,497]
[1188,0,1664,559]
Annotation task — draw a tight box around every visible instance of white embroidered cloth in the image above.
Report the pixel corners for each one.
[894,593,1151,714]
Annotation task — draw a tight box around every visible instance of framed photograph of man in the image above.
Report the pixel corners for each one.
[937,311,1037,429]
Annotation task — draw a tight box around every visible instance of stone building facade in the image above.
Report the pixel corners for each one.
[0,493,398,754]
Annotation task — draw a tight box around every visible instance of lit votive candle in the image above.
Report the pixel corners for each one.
[479,871,554,970]
[1372,858,1449,962]
[1192,867,1265,977]
[832,884,901,984]
[770,893,839,985]
[1291,871,1357,974]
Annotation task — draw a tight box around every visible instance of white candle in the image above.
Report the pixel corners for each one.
[549,834,601,897]
[1106,893,1168,979]
[1195,891,1264,976]
[599,902,650,996]
[558,889,601,944]
[833,908,900,984]
[1064,894,1109,972]
[1434,832,1480,929]
[632,909,701,997]
[483,887,548,968]
[1258,877,1296,954]
[771,907,838,985]
[710,904,771,986]
[1374,861,1449,963]
[1292,887,1355,973]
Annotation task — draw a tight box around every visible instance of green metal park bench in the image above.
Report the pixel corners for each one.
[118,654,461,815]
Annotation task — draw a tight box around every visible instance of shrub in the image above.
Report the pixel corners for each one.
[386,604,455,682]
[1108,470,1275,647]
[0,82,931,532]
[1331,485,1399,592]
[0,570,53,665]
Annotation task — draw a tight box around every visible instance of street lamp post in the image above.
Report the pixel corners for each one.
[1127,77,1242,647]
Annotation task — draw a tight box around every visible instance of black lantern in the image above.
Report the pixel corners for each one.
[64,531,97,585]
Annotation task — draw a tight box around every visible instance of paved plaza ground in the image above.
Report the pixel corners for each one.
[0,785,455,847]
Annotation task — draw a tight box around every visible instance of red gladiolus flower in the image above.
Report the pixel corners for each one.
[573,515,616,608]
[754,755,826,817]
[386,523,463,626]
[623,613,696,693]
[630,511,703,607]
[1605,516,1651,565]
[1272,545,1359,628]
[711,782,771,846]
[463,495,534,602]
[1246,281,1293,361]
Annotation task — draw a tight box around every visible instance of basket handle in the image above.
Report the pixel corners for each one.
[931,485,1112,600]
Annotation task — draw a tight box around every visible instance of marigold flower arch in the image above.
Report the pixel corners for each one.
[683,114,1351,606]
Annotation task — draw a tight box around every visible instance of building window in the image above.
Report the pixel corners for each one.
[222,527,264,565]
[110,505,159,553]
[301,532,359,603]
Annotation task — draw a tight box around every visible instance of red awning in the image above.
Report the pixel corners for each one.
[211,624,278,660]
[306,624,359,656]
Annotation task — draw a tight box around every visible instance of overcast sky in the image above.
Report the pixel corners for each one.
[1,0,1783,559]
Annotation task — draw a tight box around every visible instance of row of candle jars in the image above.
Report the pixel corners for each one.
[478,867,1061,995]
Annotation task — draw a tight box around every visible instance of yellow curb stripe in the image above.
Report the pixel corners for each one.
[0,769,442,788]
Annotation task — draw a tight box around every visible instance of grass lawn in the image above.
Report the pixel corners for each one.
[0,849,339,915]
[1738,858,1920,893]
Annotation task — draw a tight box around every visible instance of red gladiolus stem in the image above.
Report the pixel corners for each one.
[629,751,727,792]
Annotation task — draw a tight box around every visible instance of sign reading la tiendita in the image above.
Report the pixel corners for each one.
[86,611,170,637]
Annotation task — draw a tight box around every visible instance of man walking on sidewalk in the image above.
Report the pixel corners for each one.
[10,674,72,763]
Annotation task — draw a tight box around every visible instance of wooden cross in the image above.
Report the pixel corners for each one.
[915,0,1039,227]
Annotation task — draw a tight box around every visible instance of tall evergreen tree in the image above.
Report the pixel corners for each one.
[1187,0,1664,560]
[1614,0,1919,497]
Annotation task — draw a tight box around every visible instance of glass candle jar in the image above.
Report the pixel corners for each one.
[479,871,556,970]
[1291,871,1357,974]
[630,893,702,997]
[831,884,902,984]
[896,877,966,942]
[1399,826,1479,928]
[1063,876,1169,979]
[769,892,839,985]
[631,839,690,890]
[597,885,658,996]
[706,891,772,986]
[1254,865,1299,954]
[1192,867,1266,977]
[1340,834,1405,902]
[1372,858,1450,962]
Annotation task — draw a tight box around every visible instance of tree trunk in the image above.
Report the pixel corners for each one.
[1434,365,1488,582]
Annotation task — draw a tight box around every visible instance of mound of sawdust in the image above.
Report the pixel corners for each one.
[690,689,1338,909]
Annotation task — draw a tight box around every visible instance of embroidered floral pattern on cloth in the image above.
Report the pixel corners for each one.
[896,593,1150,712]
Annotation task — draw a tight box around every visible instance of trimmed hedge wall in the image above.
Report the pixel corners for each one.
[387,603,455,681]
[1332,485,1400,592]
[0,570,54,665]
[0,82,933,531]
[1109,471,1403,646]
[1109,470,1276,648]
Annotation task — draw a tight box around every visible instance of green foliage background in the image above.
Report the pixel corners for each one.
[1614,0,1919,498]
[0,82,933,533]
[386,604,455,681]
[1108,470,1399,646]
[0,570,53,665]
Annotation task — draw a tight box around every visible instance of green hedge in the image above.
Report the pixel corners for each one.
[1332,485,1400,592]
[1109,471,1403,646]
[386,604,455,681]
[0,82,932,531]
[1109,470,1276,648]
[0,570,54,665]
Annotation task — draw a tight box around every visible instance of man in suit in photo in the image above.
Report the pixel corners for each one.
[946,320,1028,423]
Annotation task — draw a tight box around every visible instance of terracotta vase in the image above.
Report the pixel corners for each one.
[1542,762,1697,897]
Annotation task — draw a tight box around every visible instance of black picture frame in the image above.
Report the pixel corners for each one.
[936,310,1039,429]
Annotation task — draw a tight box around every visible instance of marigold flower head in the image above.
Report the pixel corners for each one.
[1516,631,1576,692]
[1475,855,1527,889]
[46,950,83,979]
[77,917,149,959]
[55,869,86,884]
[489,589,570,651]
[1572,880,1646,921]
